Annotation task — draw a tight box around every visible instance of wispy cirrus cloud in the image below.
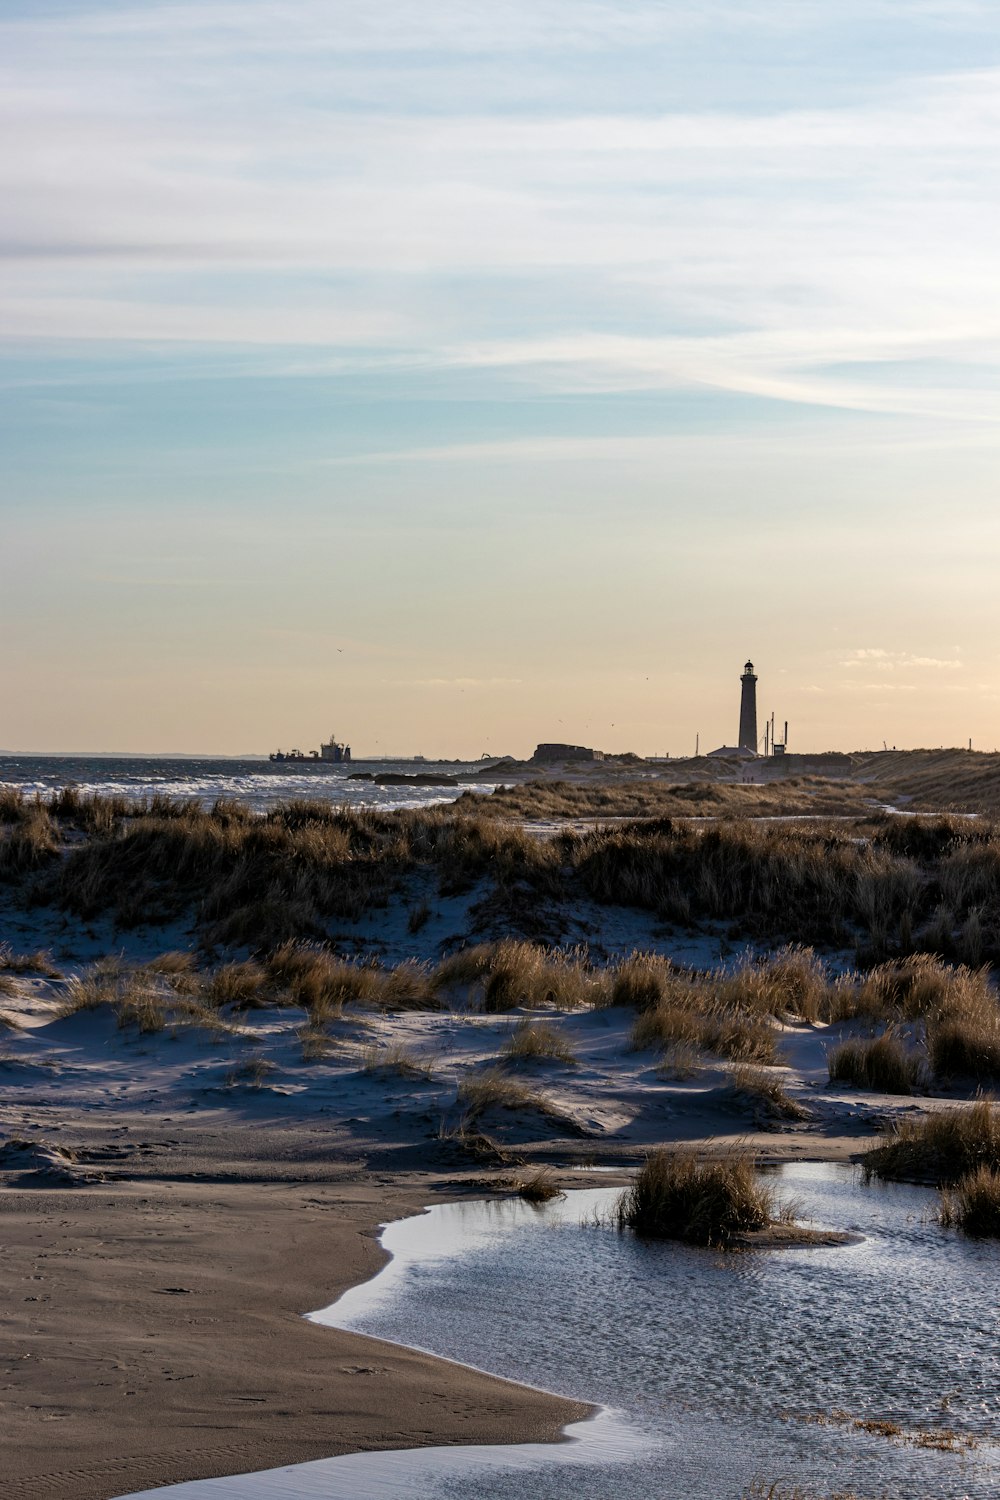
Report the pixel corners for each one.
[398,677,523,690]
[840,650,964,670]
[3,3,1000,425]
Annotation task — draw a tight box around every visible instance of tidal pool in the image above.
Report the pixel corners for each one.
[116,1164,1000,1499]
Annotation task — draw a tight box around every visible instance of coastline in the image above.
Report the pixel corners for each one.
[2,1126,868,1500]
[2,1168,593,1500]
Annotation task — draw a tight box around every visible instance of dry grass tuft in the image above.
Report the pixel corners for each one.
[827,1030,925,1095]
[376,961,438,1011]
[609,951,675,1010]
[57,959,169,1033]
[206,961,271,1009]
[479,940,606,1012]
[58,958,130,1016]
[730,1064,810,1120]
[715,946,831,1021]
[457,1067,566,1126]
[654,1041,702,1080]
[939,1164,1000,1236]
[615,1147,783,1246]
[114,988,167,1034]
[143,950,197,977]
[863,1097,1000,1184]
[361,1041,435,1079]
[632,995,777,1065]
[432,945,497,991]
[928,1010,1000,1083]
[0,806,59,878]
[171,998,238,1034]
[501,1019,577,1067]
[0,944,61,978]
[297,1025,336,1062]
[267,943,384,1018]
[513,1167,563,1203]
[225,1056,275,1088]
[853,953,992,1021]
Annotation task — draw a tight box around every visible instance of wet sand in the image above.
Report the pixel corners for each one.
[2,1166,592,1500]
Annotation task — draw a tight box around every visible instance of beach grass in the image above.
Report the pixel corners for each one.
[939,1164,1000,1236]
[225,1056,275,1088]
[862,1097,1000,1184]
[730,1063,810,1120]
[7,790,1000,961]
[501,1018,577,1066]
[827,1031,925,1094]
[615,1147,783,1246]
[455,1067,569,1130]
[361,1040,435,1079]
[513,1167,563,1203]
[631,998,778,1065]
[0,944,61,978]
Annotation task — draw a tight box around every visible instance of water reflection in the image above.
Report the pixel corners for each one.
[318,1164,1000,1499]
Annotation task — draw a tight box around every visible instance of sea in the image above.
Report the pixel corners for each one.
[0,756,501,813]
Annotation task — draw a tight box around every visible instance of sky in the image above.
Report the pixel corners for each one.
[2,0,999,757]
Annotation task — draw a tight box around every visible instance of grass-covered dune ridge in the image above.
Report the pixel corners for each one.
[2,789,1000,960]
[39,940,1000,1096]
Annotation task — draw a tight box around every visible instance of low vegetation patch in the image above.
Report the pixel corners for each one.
[5,788,1000,962]
[206,961,271,1009]
[862,1097,1000,1184]
[501,1018,577,1066]
[715,946,831,1022]
[927,1011,1000,1083]
[614,1147,784,1247]
[298,1025,336,1062]
[939,1164,1000,1236]
[513,1167,563,1203]
[479,940,606,1012]
[655,1041,702,1080]
[225,1056,276,1088]
[632,996,777,1065]
[730,1064,810,1121]
[0,944,61,977]
[827,1030,925,1095]
[456,1067,569,1129]
[361,1041,435,1079]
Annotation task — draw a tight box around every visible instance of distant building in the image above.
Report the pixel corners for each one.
[706,745,757,760]
[532,742,605,763]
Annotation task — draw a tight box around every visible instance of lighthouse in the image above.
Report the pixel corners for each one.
[738,660,758,753]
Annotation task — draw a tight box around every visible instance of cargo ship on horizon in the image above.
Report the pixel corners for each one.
[269,732,351,764]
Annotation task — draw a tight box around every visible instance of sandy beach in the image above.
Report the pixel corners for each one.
[0,989,877,1499]
[2,1146,592,1500]
[0,1032,879,1500]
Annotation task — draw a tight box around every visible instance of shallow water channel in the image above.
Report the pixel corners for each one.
[117,1164,1000,1500]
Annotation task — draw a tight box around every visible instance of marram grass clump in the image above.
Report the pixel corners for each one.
[614,1147,783,1247]
[939,1164,1000,1237]
[862,1097,1000,1185]
[827,1030,926,1095]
